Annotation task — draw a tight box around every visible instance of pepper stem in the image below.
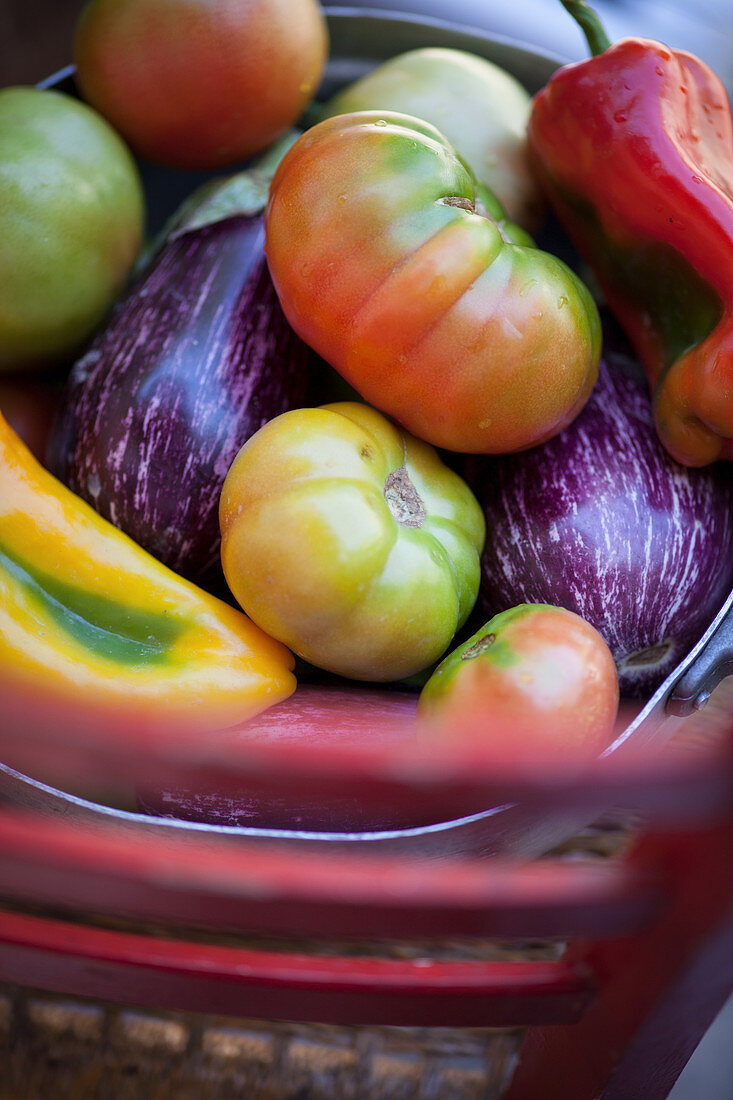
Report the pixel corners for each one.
[560,0,611,56]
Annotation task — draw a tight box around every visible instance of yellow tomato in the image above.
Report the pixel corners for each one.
[220,402,485,681]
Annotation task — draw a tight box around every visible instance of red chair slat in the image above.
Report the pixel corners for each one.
[3,695,731,830]
[0,906,594,1028]
[0,808,661,940]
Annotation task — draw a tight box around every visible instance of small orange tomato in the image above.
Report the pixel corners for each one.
[418,604,619,758]
[73,0,328,169]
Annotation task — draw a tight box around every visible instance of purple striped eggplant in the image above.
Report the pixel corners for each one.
[468,322,733,697]
[47,136,311,591]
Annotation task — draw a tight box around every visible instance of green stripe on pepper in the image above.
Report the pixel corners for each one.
[1,542,185,666]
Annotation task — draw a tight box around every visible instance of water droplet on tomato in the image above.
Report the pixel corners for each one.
[374,119,387,127]
[614,111,627,124]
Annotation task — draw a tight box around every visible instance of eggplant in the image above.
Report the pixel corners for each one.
[47,140,311,591]
[468,321,733,698]
[137,684,423,832]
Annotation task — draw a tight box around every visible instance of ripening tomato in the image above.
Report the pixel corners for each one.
[319,47,544,231]
[219,401,486,682]
[73,0,329,169]
[265,112,601,455]
[418,604,619,757]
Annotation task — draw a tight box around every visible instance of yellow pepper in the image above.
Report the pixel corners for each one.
[0,412,295,744]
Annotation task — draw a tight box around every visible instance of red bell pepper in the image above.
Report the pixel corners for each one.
[528,0,733,466]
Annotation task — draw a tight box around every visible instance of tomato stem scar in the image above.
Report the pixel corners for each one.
[438,195,475,212]
[461,633,497,659]
[384,465,426,528]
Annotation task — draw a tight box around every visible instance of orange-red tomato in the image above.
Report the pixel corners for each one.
[73,0,328,169]
[265,112,601,455]
[418,604,619,758]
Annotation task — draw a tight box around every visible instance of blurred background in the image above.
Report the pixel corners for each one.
[3,0,733,88]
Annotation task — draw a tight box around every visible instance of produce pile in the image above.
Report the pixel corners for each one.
[1,0,732,778]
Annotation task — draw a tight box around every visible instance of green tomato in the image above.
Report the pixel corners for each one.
[319,47,544,231]
[0,87,144,372]
[219,402,486,682]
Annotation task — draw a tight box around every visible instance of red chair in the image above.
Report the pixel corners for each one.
[0,687,731,1099]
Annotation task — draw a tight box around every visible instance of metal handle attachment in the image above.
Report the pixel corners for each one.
[667,603,733,717]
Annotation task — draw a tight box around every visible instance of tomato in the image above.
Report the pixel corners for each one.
[0,87,144,373]
[265,112,601,455]
[219,402,486,682]
[418,604,620,757]
[73,0,329,169]
[319,47,544,231]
